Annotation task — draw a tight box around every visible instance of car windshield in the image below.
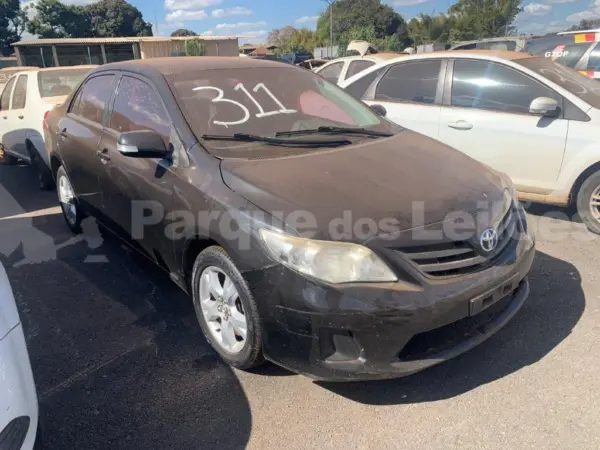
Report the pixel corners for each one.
[38,68,90,98]
[168,66,394,154]
[518,57,600,109]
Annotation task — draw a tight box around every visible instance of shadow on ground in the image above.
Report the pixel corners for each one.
[0,166,253,449]
[318,251,584,404]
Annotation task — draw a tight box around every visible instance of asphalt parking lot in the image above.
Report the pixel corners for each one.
[1,163,599,449]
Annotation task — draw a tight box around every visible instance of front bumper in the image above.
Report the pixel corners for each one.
[0,324,39,448]
[246,228,535,381]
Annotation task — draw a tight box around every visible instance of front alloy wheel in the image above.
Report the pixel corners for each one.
[57,166,82,233]
[191,246,264,370]
[199,266,248,354]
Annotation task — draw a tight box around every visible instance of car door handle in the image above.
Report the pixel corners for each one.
[447,121,473,130]
[2,116,6,120]
[18,115,24,120]
[96,148,111,162]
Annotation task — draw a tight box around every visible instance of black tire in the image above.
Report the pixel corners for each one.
[577,170,600,235]
[191,246,264,370]
[32,153,55,191]
[56,165,83,234]
[0,146,18,165]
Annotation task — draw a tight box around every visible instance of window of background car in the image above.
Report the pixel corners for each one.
[0,77,15,111]
[375,60,441,104]
[38,69,90,98]
[11,75,27,109]
[345,60,376,80]
[555,43,593,68]
[318,62,344,83]
[168,67,386,151]
[344,67,386,99]
[518,57,600,110]
[587,44,600,71]
[481,41,517,51]
[74,75,115,124]
[451,59,559,114]
[110,76,171,141]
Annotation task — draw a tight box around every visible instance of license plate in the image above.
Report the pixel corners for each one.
[469,274,520,316]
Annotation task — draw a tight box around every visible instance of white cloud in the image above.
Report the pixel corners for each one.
[166,9,208,22]
[211,6,253,18]
[390,0,430,6]
[517,20,566,34]
[237,29,267,44]
[546,0,577,3]
[164,0,222,11]
[523,3,552,15]
[566,0,600,23]
[215,21,267,30]
[295,16,319,24]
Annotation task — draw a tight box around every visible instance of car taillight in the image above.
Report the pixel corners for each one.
[43,110,50,131]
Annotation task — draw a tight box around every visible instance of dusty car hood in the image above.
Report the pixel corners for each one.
[221,131,507,242]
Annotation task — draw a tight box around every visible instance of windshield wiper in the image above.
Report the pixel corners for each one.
[274,126,395,138]
[201,133,351,147]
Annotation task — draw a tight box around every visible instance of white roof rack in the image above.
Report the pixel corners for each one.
[558,29,600,36]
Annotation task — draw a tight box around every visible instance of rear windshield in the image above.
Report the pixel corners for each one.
[38,69,90,98]
[168,66,395,155]
[518,57,600,109]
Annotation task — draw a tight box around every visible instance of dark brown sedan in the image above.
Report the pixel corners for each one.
[44,57,535,381]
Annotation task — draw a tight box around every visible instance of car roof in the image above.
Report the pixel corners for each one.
[93,56,295,77]
[380,50,536,66]
[0,66,37,72]
[38,65,98,72]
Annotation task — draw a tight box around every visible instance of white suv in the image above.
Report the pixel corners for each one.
[340,50,600,234]
[0,66,95,189]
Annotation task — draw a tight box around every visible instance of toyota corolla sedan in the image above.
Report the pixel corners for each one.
[44,57,535,381]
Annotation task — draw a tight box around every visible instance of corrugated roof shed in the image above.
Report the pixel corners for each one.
[13,36,244,46]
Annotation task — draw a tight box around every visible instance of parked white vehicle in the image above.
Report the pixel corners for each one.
[340,50,600,234]
[314,53,405,85]
[0,66,95,189]
[0,262,39,449]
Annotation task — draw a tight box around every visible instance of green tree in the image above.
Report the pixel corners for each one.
[0,0,27,55]
[86,0,152,37]
[184,39,204,56]
[567,18,600,32]
[316,0,408,46]
[26,0,88,39]
[448,0,522,41]
[286,28,320,53]
[172,28,197,37]
[27,0,152,39]
[408,14,451,46]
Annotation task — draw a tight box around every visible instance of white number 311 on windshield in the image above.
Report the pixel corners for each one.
[193,82,298,128]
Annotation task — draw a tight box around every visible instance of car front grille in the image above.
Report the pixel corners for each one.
[397,207,518,277]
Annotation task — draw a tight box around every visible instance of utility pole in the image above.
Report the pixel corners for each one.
[154,12,160,36]
[322,0,336,58]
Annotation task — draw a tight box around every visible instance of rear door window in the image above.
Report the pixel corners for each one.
[76,75,115,124]
[0,77,15,111]
[587,43,600,71]
[555,43,593,68]
[11,75,27,110]
[318,62,344,83]
[109,76,171,141]
[345,60,376,80]
[451,59,559,114]
[375,60,441,104]
[344,67,386,99]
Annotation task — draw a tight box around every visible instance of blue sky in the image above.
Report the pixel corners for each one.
[20,0,600,43]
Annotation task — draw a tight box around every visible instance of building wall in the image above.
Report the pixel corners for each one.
[140,39,239,58]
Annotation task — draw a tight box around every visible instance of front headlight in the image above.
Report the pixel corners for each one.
[259,228,398,284]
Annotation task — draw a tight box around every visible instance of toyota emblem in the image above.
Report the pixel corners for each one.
[480,228,499,252]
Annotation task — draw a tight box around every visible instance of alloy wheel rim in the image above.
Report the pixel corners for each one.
[58,174,77,225]
[198,266,247,354]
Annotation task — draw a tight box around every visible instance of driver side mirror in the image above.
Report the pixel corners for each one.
[117,130,169,158]
[370,104,387,117]
[529,97,559,117]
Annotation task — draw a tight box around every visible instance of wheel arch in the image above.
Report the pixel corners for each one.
[570,161,600,205]
[181,236,222,291]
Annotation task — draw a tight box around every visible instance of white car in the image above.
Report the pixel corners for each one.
[0,66,95,189]
[0,262,39,449]
[314,53,405,85]
[339,50,600,234]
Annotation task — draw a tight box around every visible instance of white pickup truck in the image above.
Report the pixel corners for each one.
[0,66,95,189]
